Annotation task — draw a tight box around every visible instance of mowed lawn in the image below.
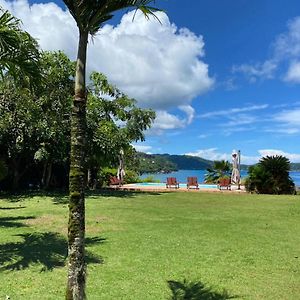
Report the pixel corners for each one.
[0,191,300,299]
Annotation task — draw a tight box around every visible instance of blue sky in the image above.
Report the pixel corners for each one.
[2,0,300,164]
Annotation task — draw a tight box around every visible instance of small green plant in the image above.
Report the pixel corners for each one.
[140,176,160,183]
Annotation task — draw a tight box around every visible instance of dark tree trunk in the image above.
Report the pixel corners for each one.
[45,162,52,189]
[66,29,88,300]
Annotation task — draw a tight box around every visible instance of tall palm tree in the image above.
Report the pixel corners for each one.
[62,1,160,299]
[0,8,40,85]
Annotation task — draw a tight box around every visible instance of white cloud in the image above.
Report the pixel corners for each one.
[185,148,260,165]
[199,104,268,118]
[152,111,185,130]
[284,61,300,83]
[185,148,230,161]
[185,148,300,164]
[258,149,300,162]
[232,60,277,82]
[178,105,195,125]
[89,11,214,109]
[274,108,300,126]
[2,0,214,132]
[233,16,300,83]
[132,144,152,153]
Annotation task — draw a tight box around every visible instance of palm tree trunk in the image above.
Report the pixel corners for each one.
[66,29,88,300]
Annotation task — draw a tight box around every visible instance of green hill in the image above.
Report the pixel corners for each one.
[137,152,250,173]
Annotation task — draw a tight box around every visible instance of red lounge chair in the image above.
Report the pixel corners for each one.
[218,178,231,190]
[166,177,179,189]
[187,177,199,189]
[109,176,122,187]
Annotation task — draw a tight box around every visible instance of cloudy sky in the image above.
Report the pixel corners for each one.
[2,0,300,164]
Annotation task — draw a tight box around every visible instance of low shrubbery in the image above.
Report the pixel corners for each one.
[245,155,295,194]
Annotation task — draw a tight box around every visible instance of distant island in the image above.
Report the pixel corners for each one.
[137,152,300,174]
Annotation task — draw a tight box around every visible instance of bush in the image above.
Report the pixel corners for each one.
[123,169,140,184]
[98,167,117,187]
[139,176,160,183]
[245,155,295,194]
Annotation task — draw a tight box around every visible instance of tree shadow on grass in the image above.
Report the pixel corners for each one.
[0,232,105,272]
[0,216,35,228]
[0,206,26,210]
[168,279,238,300]
[87,189,164,198]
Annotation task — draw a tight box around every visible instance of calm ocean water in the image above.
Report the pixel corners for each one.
[140,170,300,186]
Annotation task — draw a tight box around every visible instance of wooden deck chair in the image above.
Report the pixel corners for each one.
[218,178,231,190]
[166,177,179,189]
[109,176,122,187]
[187,177,199,189]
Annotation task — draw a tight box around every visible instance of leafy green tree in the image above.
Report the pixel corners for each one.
[62,1,160,298]
[245,155,295,194]
[0,76,42,189]
[0,8,40,86]
[86,72,155,187]
[204,160,231,183]
[34,51,74,189]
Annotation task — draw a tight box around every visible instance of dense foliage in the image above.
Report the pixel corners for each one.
[0,50,155,191]
[245,155,295,194]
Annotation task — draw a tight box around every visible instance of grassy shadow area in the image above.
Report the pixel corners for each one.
[0,232,105,272]
[0,216,35,228]
[1,189,165,205]
[168,280,238,300]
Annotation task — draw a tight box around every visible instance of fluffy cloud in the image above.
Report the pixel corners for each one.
[2,0,214,121]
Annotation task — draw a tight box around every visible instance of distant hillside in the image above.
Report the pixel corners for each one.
[155,154,213,170]
[291,163,300,171]
[137,152,250,173]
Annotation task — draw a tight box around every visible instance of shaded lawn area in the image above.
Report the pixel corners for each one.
[0,191,300,299]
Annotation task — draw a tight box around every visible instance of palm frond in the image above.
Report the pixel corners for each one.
[63,0,162,35]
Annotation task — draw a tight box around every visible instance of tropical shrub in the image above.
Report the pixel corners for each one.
[204,160,231,183]
[98,167,117,187]
[123,170,140,184]
[245,155,295,194]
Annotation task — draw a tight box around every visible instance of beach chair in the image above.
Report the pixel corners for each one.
[166,177,179,189]
[109,176,122,187]
[187,177,199,189]
[218,178,231,190]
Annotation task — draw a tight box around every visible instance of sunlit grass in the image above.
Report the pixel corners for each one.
[0,191,300,299]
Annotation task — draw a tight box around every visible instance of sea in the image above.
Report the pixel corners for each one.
[140,169,300,186]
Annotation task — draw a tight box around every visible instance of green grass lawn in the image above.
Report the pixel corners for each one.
[0,191,300,299]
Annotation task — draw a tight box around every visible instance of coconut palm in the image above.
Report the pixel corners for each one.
[0,8,40,84]
[204,160,231,183]
[62,1,160,299]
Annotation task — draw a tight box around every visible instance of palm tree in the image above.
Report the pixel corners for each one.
[62,1,160,299]
[0,8,40,85]
[245,155,295,194]
[204,160,231,183]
